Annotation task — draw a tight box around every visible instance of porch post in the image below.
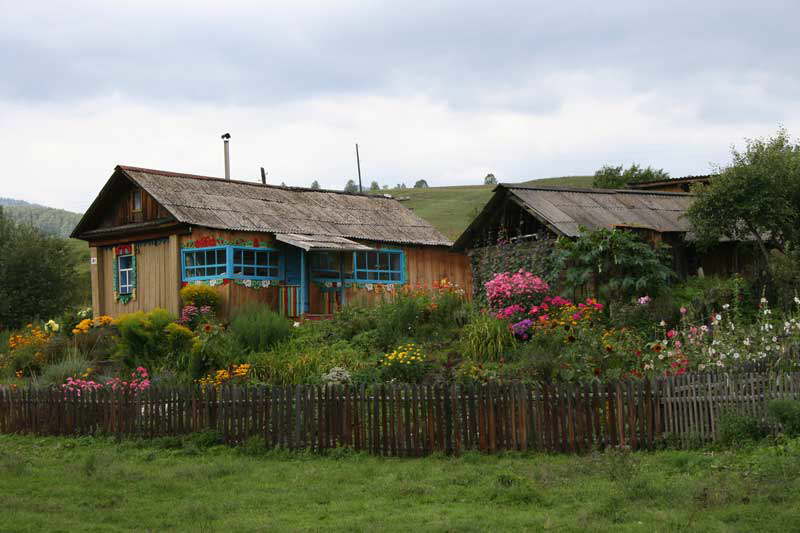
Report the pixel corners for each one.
[299,249,306,317]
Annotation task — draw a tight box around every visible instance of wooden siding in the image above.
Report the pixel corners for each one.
[93,227,473,320]
[97,180,171,229]
[93,236,180,317]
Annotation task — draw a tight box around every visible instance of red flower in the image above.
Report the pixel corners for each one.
[253,238,260,248]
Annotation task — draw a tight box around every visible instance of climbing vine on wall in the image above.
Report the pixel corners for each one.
[469,236,558,301]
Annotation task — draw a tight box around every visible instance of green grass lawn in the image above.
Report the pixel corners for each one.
[1,434,798,532]
[387,176,593,240]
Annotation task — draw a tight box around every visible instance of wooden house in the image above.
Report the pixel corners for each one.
[453,184,751,278]
[72,166,472,319]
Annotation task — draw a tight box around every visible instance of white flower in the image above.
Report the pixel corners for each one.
[722,304,730,310]
[658,354,665,360]
[659,320,666,327]
[244,279,252,288]
[743,338,751,346]
[698,364,706,370]
[761,297,768,304]
[772,336,778,343]
[764,308,772,315]
[733,353,740,359]
[794,296,800,305]
[293,321,301,328]
[701,325,709,332]
[715,314,722,322]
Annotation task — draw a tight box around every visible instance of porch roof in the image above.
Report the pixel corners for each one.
[275,233,374,252]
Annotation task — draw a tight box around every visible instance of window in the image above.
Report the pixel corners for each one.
[181,245,282,281]
[353,250,404,283]
[309,252,344,280]
[132,189,142,212]
[118,254,134,294]
[231,247,280,279]
[183,247,227,280]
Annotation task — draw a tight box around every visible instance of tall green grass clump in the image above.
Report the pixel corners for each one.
[768,399,800,437]
[229,305,292,353]
[39,357,92,385]
[461,311,516,362]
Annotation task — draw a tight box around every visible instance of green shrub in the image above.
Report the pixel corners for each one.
[39,357,92,385]
[114,308,177,368]
[179,285,222,313]
[461,311,516,362]
[188,326,240,378]
[372,294,426,350]
[251,339,367,385]
[768,399,800,437]
[717,411,767,446]
[165,323,195,356]
[229,305,292,353]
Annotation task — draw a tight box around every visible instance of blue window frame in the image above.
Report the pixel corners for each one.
[182,247,227,281]
[230,247,281,279]
[181,246,283,282]
[118,254,134,294]
[353,250,404,283]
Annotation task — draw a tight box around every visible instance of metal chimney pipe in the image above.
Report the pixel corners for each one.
[260,167,267,185]
[221,133,231,179]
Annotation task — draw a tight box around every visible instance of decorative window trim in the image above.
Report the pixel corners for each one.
[113,244,137,304]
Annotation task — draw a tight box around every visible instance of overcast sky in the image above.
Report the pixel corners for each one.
[1,0,798,211]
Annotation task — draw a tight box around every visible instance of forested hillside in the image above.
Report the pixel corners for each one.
[0,198,83,238]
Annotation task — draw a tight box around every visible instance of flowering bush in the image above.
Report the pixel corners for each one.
[71,315,113,335]
[378,343,428,383]
[178,304,215,330]
[62,366,151,397]
[485,270,549,310]
[8,324,51,352]
[196,363,252,388]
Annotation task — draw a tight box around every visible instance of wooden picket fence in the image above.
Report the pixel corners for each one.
[1,372,799,455]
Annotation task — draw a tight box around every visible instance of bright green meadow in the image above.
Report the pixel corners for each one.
[1,434,799,532]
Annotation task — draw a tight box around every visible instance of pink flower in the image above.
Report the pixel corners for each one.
[571,312,582,321]
[680,306,687,315]
[666,329,676,339]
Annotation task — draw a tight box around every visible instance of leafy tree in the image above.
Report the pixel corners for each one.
[344,179,360,193]
[413,179,429,188]
[592,164,670,189]
[484,173,497,185]
[0,208,81,328]
[310,180,321,190]
[370,181,380,191]
[687,127,800,269]
[553,227,673,309]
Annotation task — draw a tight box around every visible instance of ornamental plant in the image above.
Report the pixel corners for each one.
[485,270,549,311]
[62,366,151,397]
[378,343,428,383]
[196,363,252,388]
[179,285,222,314]
[178,304,215,330]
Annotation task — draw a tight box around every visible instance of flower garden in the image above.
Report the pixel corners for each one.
[2,263,800,394]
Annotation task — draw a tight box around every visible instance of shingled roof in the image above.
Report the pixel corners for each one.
[73,166,451,246]
[453,184,695,249]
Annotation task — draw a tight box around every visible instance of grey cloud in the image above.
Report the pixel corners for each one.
[2,0,800,123]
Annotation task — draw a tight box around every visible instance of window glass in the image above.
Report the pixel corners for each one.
[133,190,142,211]
[352,250,404,284]
[183,247,227,280]
[118,254,134,294]
[231,247,279,279]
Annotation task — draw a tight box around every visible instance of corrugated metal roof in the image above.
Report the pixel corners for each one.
[505,185,693,237]
[275,233,374,252]
[505,185,693,236]
[116,166,451,246]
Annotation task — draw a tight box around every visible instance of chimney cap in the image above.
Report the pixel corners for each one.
[221,133,231,140]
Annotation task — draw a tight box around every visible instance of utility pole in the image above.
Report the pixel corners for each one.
[355,143,363,193]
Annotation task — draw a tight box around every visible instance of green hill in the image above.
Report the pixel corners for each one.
[0,198,83,238]
[385,175,593,240]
